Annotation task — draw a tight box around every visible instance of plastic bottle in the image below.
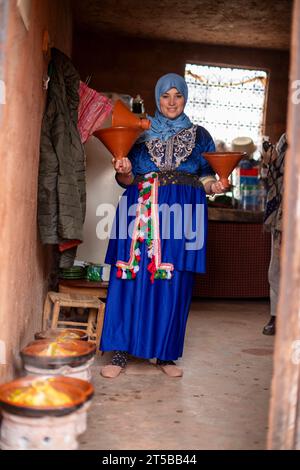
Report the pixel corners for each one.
[241,184,259,211]
[257,178,267,212]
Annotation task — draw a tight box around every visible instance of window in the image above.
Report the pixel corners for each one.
[184,63,268,151]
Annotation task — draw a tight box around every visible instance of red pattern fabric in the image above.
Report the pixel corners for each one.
[193,222,271,298]
[77,82,113,143]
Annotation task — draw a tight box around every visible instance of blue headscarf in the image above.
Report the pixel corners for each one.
[139,73,192,142]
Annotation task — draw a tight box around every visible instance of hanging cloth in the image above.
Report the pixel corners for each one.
[78,81,113,143]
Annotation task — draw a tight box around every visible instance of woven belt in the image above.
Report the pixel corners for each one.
[132,171,204,188]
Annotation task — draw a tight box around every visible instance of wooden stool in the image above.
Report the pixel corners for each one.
[58,280,108,299]
[42,291,105,350]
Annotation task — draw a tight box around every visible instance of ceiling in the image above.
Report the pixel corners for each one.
[73,0,292,51]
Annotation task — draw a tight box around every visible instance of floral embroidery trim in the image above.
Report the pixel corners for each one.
[116,172,174,283]
[145,125,197,171]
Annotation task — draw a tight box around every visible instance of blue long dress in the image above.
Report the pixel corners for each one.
[100,125,215,360]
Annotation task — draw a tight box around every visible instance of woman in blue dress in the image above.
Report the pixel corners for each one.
[100,73,225,378]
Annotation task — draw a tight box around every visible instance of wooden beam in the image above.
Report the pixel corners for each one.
[268,0,300,450]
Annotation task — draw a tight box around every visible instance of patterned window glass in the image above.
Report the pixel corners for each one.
[184,64,268,150]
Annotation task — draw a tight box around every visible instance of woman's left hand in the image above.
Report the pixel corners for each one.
[210,181,226,194]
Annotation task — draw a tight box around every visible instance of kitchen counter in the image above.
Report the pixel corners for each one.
[208,206,264,223]
[193,208,271,298]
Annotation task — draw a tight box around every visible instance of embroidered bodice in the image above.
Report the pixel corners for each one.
[127,125,215,178]
[145,125,197,171]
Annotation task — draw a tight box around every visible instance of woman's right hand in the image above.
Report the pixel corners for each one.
[112,157,132,175]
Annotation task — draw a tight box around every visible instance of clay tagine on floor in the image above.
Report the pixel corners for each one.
[20,339,96,369]
[0,375,94,418]
[34,328,88,342]
[0,376,94,450]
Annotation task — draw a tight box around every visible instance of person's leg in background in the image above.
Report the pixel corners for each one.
[263,232,281,335]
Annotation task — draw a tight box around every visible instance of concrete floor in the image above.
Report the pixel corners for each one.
[79,300,274,450]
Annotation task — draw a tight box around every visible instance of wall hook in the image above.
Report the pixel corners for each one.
[42,30,52,60]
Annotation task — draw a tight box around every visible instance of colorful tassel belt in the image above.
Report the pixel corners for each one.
[116,172,174,283]
[133,171,204,188]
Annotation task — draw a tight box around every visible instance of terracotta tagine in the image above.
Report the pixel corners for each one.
[94,99,151,160]
[34,328,88,342]
[20,339,96,369]
[111,99,150,129]
[202,151,246,189]
[0,376,94,449]
[0,375,94,418]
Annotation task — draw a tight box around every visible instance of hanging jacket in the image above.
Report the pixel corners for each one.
[38,48,86,249]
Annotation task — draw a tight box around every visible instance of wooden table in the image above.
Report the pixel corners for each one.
[58,279,109,299]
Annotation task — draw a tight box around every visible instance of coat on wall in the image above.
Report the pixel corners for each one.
[38,48,86,266]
